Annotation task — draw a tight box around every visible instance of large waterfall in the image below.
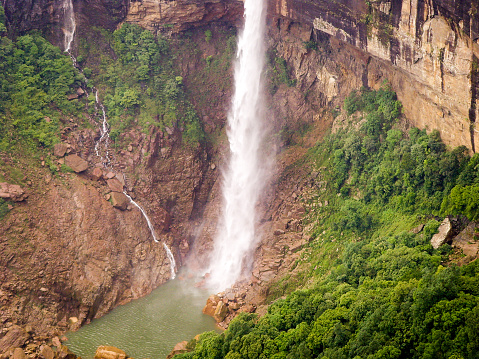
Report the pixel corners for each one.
[208,0,267,290]
[62,0,75,53]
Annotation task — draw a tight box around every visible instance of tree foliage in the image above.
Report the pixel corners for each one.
[0,26,82,150]
[87,23,205,145]
[176,87,479,359]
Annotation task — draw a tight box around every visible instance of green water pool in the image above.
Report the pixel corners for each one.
[65,274,219,359]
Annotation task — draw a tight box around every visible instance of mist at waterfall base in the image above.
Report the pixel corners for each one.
[207,0,267,291]
[65,273,220,359]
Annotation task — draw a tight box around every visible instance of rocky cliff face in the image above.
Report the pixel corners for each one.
[268,0,479,151]
[1,0,128,48]
[0,117,216,342]
[125,0,243,33]
[2,0,479,344]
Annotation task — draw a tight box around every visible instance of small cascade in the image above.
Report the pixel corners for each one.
[59,0,111,167]
[60,0,175,280]
[62,0,76,53]
[123,192,177,279]
[93,89,111,167]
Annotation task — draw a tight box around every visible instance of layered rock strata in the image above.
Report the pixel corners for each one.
[125,0,243,34]
[268,0,479,151]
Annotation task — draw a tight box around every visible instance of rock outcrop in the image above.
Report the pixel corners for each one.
[267,0,479,151]
[2,0,128,49]
[125,0,243,34]
[431,217,453,249]
[0,183,28,202]
[94,346,126,359]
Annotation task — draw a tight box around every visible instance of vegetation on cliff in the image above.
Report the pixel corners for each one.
[77,23,206,145]
[0,17,83,150]
[173,87,479,359]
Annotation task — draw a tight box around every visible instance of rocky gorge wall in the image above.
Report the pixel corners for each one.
[268,0,479,151]
[2,0,479,348]
[0,116,217,347]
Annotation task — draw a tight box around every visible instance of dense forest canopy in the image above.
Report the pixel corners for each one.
[173,87,479,359]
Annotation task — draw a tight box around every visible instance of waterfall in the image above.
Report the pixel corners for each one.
[62,0,76,53]
[208,0,267,291]
[60,0,175,280]
[93,89,111,167]
[123,192,177,279]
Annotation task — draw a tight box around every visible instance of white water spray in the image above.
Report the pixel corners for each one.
[123,192,177,279]
[62,0,76,53]
[208,0,267,291]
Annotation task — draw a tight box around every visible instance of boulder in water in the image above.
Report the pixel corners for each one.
[203,294,220,317]
[166,341,188,359]
[65,154,88,173]
[94,346,126,359]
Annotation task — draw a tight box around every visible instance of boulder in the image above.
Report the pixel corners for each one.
[166,341,188,359]
[238,304,256,314]
[410,224,425,234]
[213,300,228,322]
[0,183,28,202]
[39,345,54,359]
[94,346,126,359]
[0,325,29,354]
[107,178,124,193]
[53,143,69,157]
[110,192,129,211]
[12,348,26,359]
[202,295,220,317]
[91,167,103,181]
[452,223,479,258]
[65,154,88,173]
[52,337,62,350]
[431,218,453,249]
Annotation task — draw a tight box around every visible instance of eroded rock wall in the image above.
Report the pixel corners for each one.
[125,0,243,34]
[1,0,128,48]
[268,0,479,150]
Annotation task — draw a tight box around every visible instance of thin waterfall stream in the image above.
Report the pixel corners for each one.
[60,0,176,274]
[123,192,177,279]
[62,0,75,53]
